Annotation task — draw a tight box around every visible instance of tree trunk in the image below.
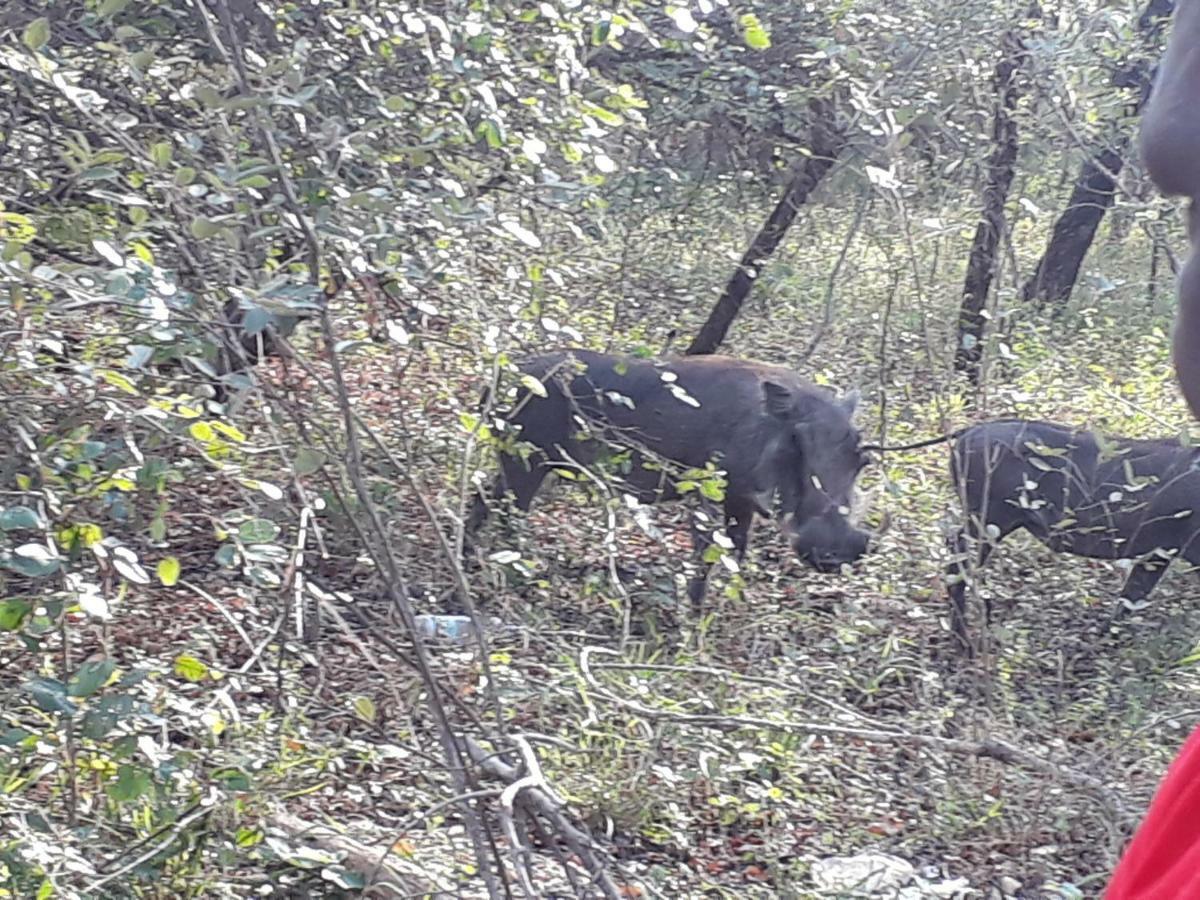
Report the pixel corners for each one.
[1019,147,1125,305]
[955,32,1026,382]
[687,106,845,356]
[1019,0,1174,307]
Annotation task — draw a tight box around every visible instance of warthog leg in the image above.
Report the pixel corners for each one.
[1108,560,1172,624]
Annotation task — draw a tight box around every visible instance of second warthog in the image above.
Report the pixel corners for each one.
[945,419,1200,647]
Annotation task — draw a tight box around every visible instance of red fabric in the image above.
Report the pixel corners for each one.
[1106,725,1200,899]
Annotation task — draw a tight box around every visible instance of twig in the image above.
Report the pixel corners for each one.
[463,737,624,900]
[543,444,636,648]
[797,189,873,364]
[876,269,902,452]
[82,805,211,894]
[179,580,266,672]
[310,588,407,715]
[289,504,312,640]
[589,660,897,731]
[57,589,77,828]
[237,606,288,675]
[498,735,557,896]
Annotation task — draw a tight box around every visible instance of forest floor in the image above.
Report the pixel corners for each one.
[7,303,1197,899]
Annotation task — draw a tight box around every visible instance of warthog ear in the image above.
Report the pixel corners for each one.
[762,381,794,419]
[840,389,861,417]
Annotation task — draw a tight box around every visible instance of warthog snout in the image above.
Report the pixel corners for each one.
[788,516,871,572]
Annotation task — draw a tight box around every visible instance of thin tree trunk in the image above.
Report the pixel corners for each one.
[1019,146,1125,305]
[1019,0,1174,307]
[687,106,845,356]
[955,32,1026,382]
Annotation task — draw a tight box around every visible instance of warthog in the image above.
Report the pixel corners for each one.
[467,349,872,605]
[943,419,1200,648]
[1141,0,1200,419]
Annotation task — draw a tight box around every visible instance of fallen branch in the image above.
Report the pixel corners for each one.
[180,580,264,673]
[578,646,1130,824]
[462,736,626,900]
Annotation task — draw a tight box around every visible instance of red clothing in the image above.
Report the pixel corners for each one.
[1106,725,1200,899]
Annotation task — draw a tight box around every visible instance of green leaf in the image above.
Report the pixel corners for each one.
[0,599,32,631]
[1176,647,1200,668]
[293,447,326,476]
[740,13,771,49]
[580,103,623,128]
[478,118,505,149]
[188,421,215,442]
[25,677,78,715]
[4,545,61,578]
[120,667,150,687]
[156,556,181,586]
[82,166,120,182]
[100,370,139,395]
[216,768,251,790]
[458,411,492,442]
[194,85,224,108]
[81,693,134,739]
[174,166,197,186]
[150,142,173,167]
[112,554,150,585]
[322,867,366,890]
[353,696,377,723]
[98,0,130,18]
[108,764,152,803]
[22,17,51,52]
[149,516,166,541]
[129,206,149,225]
[0,506,41,530]
[104,274,133,299]
[174,655,209,682]
[237,174,272,188]
[242,307,272,335]
[239,518,280,543]
[69,659,116,698]
[520,374,548,398]
[190,217,221,239]
[36,879,53,900]
[1,727,34,747]
[236,827,264,847]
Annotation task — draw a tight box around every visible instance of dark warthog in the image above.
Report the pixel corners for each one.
[944,419,1200,648]
[467,349,872,605]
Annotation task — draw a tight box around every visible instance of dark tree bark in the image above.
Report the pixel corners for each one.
[1020,147,1126,306]
[687,106,846,356]
[955,32,1027,382]
[1020,0,1174,307]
